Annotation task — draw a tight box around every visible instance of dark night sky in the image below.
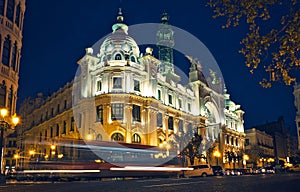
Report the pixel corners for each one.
[18,0,297,132]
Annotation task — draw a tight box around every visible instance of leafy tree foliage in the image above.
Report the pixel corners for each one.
[208,0,300,87]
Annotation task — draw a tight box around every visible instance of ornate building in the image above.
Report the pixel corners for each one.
[1,0,26,172]
[293,83,300,150]
[16,10,245,169]
[0,0,25,114]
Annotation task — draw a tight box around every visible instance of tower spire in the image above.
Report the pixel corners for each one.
[117,7,124,22]
[112,8,128,34]
[156,12,180,82]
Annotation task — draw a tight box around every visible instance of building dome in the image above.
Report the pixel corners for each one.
[97,9,140,63]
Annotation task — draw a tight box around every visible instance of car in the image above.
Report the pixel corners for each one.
[254,166,275,174]
[211,166,225,176]
[224,168,242,176]
[183,164,214,178]
[288,164,300,172]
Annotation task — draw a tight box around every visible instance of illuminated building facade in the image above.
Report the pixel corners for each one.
[245,128,274,168]
[17,10,245,168]
[1,0,26,171]
[293,83,300,150]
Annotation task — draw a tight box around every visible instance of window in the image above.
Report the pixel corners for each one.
[134,80,140,92]
[57,104,60,113]
[11,42,17,70]
[111,132,124,141]
[115,53,122,60]
[245,139,249,146]
[64,100,67,109]
[0,83,5,107]
[132,105,141,122]
[70,117,75,131]
[178,120,184,132]
[130,56,136,62]
[157,89,161,100]
[97,80,102,91]
[6,0,14,21]
[96,134,102,141]
[235,138,238,146]
[62,121,66,134]
[50,127,53,138]
[113,77,122,89]
[44,130,47,140]
[96,105,103,122]
[226,135,229,144]
[56,124,59,137]
[178,99,182,109]
[51,108,54,117]
[111,103,124,120]
[168,116,174,130]
[231,137,234,146]
[2,36,11,66]
[132,133,141,143]
[0,0,5,15]
[188,103,191,112]
[168,94,173,105]
[6,86,12,110]
[157,113,163,127]
[15,3,20,26]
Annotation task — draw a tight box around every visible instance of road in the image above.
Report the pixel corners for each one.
[1,173,300,192]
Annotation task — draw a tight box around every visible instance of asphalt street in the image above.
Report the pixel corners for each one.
[1,173,300,192]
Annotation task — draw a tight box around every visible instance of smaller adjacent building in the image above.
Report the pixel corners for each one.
[245,128,275,168]
[246,116,298,167]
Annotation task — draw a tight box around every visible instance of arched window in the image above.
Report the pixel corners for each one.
[7,85,12,111]
[11,42,17,70]
[0,0,5,16]
[15,3,20,26]
[130,56,136,62]
[2,36,11,66]
[115,53,122,60]
[6,0,14,22]
[101,56,107,62]
[0,81,6,107]
[111,132,124,142]
[132,133,141,143]
[96,134,102,141]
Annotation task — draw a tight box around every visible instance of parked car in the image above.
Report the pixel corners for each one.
[211,166,224,176]
[183,164,214,178]
[224,168,242,176]
[254,166,275,174]
[288,164,300,172]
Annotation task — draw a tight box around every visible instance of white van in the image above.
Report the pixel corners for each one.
[183,164,214,178]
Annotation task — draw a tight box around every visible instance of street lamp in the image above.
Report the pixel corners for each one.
[213,150,221,166]
[243,154,249,168]
[0,108,20,183]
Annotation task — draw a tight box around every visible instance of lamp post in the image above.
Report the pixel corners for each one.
[0,108,20,184]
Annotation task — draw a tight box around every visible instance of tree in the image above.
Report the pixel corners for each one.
[208,0,300,87]
[181,132,203,165]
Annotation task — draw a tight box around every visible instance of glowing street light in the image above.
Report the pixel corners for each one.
[213,150,221,166]
[243,154,249,168]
